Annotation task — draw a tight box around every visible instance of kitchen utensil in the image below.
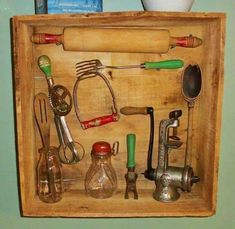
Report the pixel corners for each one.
[73,67,119,129]
[120,106,155,181]
[153,110,199,202]
[34,93,52,150]
[31,27,202,53]
[182,64,202,166]
[38,55,84,164]
[76,59,184,77]
[142,0,195,12]
[125,134,138,199]
[85,141,119,199]
[34,93,63,203]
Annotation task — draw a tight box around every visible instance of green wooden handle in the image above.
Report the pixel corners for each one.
[127,134,136,168]
[38,55,52,79]
[143,59,184,69]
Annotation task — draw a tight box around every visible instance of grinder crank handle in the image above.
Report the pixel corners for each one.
[142,59,184,69]
[121,106,155,181]
[126,134,136,169]
[120,106,149,115]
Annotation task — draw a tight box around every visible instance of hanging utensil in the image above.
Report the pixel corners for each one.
[31,28,202,53]
[34,93,52,151]
[73,68,119,129]
[34,93,62,203]
[76,59,184,77]
[38,55,85,164]
[182,64,202,166]
[125,133,138,199]
[120,106,155,181]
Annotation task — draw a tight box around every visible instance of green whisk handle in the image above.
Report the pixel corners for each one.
[143,59,184,69]
[38,55,52,79]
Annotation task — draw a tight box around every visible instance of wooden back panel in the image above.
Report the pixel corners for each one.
[13,12,225,217]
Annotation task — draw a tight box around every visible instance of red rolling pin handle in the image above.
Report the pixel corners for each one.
[31,33,63,44]
[80,113,119,129]
[170,35,202,48]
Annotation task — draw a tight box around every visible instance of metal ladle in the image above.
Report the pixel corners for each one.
[182,64,202,166]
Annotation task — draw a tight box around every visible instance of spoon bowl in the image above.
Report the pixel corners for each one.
[182,64,202,103]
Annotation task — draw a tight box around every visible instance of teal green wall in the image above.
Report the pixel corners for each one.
[0,0,234,228]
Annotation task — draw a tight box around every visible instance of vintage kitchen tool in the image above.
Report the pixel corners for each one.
[34,93,52,151]
[73,65,119,129]
[75,59,184,74]
[153,110,200,202]
[182,64,202,166]
[85,141,119,199]
[34,93,63,203]
[38,55,85,164]
[120,106,155,181]
[125,134,138,199]
[31,27,202,53]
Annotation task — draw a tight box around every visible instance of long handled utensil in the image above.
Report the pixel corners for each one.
[76,59,184,77]
[38,55,85,164]
[120,106,155,181]
[34,93,57,202]
[182,64,202,166]
[125,134,138,199]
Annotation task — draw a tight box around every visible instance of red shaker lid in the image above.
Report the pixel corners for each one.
[92,141,111,156]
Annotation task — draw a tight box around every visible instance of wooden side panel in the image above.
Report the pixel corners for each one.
[13,18,36,214]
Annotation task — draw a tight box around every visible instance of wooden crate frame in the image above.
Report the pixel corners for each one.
[12,11,225,217]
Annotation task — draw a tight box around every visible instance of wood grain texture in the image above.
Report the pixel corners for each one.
[12,11,226,217]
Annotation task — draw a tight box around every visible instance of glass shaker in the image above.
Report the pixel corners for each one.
[85,141,119,199]
[37,147,63,203]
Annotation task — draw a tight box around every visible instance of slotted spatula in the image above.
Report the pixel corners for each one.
[34,93,52,150]
[34,93,57,201]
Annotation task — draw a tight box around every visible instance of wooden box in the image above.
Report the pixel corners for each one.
[13,11,225,217]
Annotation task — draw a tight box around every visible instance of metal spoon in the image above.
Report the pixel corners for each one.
[182,64,202,166]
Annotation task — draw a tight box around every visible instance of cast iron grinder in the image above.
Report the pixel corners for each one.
[153,110,200,202]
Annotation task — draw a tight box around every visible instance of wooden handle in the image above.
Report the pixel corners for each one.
[127,134,136,168]
[32,33,63,44]
[80,113,119,129]
[38,55,52,80]
[120,106,148,115]
[170,35,202,48]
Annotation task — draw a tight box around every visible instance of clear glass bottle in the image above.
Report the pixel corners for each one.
[85,141,118,199]
[37,147,63,203]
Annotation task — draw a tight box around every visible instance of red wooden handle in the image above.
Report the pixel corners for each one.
[31,33,63,44]
[80,113,119,129]
[170,35,202,48]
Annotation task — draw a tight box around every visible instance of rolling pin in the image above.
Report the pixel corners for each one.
[31,27,202,53]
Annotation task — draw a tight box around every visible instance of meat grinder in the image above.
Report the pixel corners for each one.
[153,110,200,202]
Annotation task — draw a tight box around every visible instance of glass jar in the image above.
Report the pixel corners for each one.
[37,147,63,203]
[85,141,118,199]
